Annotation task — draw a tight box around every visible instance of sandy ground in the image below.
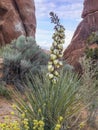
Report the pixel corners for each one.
[0,97,13,123]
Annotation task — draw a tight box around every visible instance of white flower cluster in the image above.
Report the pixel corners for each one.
[47,25,65,84]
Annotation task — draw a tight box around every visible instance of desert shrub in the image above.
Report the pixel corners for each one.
[75,29,98,128]
[0,82,11,99]
[0,45,11,57]
[85,30,98,60]
[0,118,21,130]
[79,56,98,129]
[12,71,82,130]
[86,31,98,45]
[80,56,98,103]
[62,61,74,73]
[3,36,49,91]
[85,47,98,59]
[0,47,4,57]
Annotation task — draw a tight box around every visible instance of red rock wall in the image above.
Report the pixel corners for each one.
[0,0,36,46]
[63,0,98,68]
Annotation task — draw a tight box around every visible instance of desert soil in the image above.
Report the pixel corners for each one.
[0,97,13,123]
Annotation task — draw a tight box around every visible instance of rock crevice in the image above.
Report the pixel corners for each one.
[0,0,36,46]
[12,0,28,36]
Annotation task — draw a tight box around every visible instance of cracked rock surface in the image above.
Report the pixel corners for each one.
[0,0,36,46]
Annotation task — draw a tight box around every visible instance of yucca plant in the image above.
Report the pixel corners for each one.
[10,12,82,130]
[47,12,65,84]
[12,71,81,130]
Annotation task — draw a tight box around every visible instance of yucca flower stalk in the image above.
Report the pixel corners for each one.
[47,12,65,84]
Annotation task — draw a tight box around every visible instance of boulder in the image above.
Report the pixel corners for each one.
[63,0,98,70]
[0,0,36,46]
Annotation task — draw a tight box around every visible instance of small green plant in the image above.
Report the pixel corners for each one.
[0,82,11,99]
[85,30,98,60]
[85,47,98,59]
[86,31,98,45]
[0,112,63,130]
[0,116,20,130]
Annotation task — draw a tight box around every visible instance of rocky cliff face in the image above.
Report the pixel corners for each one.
[63,0,98,70]
[0,0,36,46]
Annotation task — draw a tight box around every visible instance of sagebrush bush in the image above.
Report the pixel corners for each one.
[3,36,49,91]
[0,45,12,57]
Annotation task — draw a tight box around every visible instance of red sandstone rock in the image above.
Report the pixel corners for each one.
[63,0,98,69]
[0,58,3,78]
[0,0,36,46]
[82,0,98,18]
